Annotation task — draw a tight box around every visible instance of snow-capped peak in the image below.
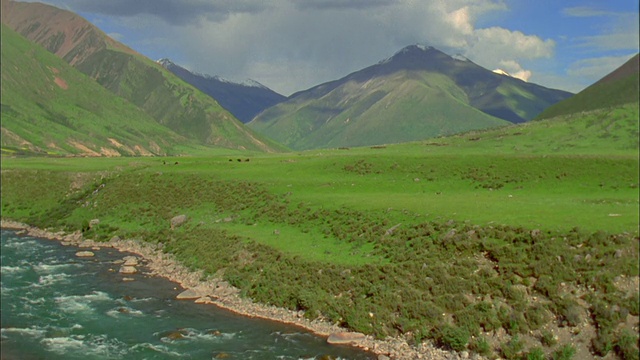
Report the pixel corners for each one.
[208,75,267,89]
[157,58,174,67]
[378,44,436,64]
[415,44,433,52]
[157,58,267,89]
[240,79,268,89]
[452,54,470,62]
[396,44,434,55]
[492,68,512,77]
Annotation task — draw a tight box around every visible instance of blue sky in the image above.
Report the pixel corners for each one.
[24,0,639,96]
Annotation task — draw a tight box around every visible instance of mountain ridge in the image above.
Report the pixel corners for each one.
[1,0,282,152]
[157,58,286,123]
[536,53,639,120]
[1,24,189,156]
[248,44,573,150]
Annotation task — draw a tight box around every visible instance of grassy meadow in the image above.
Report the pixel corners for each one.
[1,106,638,359]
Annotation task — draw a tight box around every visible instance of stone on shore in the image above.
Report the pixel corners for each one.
[327,332,366,345]
[176,288,201,300]
[79,240,95,248]
[123,256,139,266]
[119,266,137,274]
[75,251,95,257]
[195,296,212,304]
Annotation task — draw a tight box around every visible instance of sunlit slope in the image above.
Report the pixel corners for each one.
[399,103,638,156]
[2,0,282,152]
[250,70,510,149]
[0,25,187,156]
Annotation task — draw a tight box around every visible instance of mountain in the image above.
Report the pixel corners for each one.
[1,0,281,152]
[248,45,573,150]
[1,25,188,156]
[158,59,286,123]
[536,54,639,120]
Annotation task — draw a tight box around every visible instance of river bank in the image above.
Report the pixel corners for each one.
[1,219,469,360]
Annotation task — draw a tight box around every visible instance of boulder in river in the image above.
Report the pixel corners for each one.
[119,266,137,274]
[75,251,95,257]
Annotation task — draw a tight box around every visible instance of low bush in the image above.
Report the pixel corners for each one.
[615,329,639,360]
[552,344,576,360]
[432,325,469,352]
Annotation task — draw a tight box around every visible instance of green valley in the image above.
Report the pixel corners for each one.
[2,105,638,358]
[1,1,638,358]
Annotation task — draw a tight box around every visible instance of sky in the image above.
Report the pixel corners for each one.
[22,0,639,96]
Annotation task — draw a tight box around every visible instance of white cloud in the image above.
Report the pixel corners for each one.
[563,6,639,52]
[496,60,531,82]
[577,15,639,51]
[563,6,614,17]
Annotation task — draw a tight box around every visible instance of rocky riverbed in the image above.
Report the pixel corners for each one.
[1,219,480,360]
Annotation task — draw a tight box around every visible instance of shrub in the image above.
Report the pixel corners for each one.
[552,344,576,360]
[590,299,621,330]
[615,329,639,360]
[500,335,524,360]
[526,347,545,360]
[541,330,557,347]
[591,329,614,357]
[469,336,492,357]
[525,304,550,330]
[433,325,469,352]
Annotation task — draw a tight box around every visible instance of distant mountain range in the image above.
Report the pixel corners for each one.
[248,45,573,150]
[536,53,639,120]
[6,0,632,156]
[1,0,281,153]
[157,59,285,123]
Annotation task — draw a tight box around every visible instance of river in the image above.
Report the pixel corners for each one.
[0,229,375,359]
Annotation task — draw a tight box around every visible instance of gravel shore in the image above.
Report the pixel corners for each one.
[1,219,477,360]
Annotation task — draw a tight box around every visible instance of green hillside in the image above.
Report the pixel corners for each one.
[408,102,639,156]
[0,25,189,156]
[251,71,509,149]
[249,46,571,150]
[2,0,282,153]
[536,54,639,120]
